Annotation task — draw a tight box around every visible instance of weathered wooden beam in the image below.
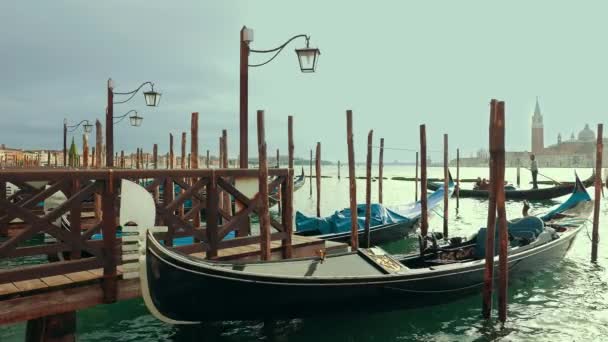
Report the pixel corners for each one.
[592,123,603,262]
[482,99,498,319]
[456,148,460,209]
[365,130,373,248]
[346,110,358,249]
[257,110,271,260]
[315,142,321,217]
[419,124,428,245]
[443,133,448,238]
[191,113,201,228]
[0,279,140,326]
[378,137,384,204]
[495,101,508,323]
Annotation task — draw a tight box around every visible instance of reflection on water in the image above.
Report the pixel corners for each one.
[1,167,607,341]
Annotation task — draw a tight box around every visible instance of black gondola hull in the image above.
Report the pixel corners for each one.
[144,226,580,322]
[428,175,594,200]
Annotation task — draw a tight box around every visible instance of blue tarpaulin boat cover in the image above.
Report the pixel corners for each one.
[296,179,453,235]
[296,204,411,235]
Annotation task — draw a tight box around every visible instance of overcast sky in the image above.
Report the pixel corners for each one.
[2,1,607,163]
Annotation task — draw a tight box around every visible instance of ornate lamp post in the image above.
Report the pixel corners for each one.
[113,109,143,127]
[63,119,93,166]
[239,26,321,168]
[107,79,160,167]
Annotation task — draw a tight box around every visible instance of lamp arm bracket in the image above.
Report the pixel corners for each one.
[249,34,309,68]
[112,109,138,120]
[113,81,155,104]
[66,119,90,132]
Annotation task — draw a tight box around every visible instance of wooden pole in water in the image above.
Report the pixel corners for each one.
[315,142,321,217]
[309,149,313,197]
[365,130,373,248]
[120,150,124,168]
[288,116,294,170]
[169,133,174,169]
[206,150,210,168]
[337,160,341,179]
[136,148,140,169]
[83,134,89,168]
[592,123,603,262]
[191,113,201,228]
[415,151,419,202]
[346,110,358,249]
[420,125,428,248]
[222,129,230,217]
[257,110,271,261]
[95,120,102,168]
[443,134,449,237]
[276,148,280,168]
[181,133,186,169]
[516,159,521,187]
[456,148,460,209]
[482,99,498,319]
[496,101,509,323]
[379,138,384,204]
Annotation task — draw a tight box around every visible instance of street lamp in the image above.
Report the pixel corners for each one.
[113,109,143,127]
[107,79,160,167]
[239,26,321,168]
[63,119,92,166]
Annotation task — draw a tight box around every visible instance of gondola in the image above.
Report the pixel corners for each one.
[294,178,454,245]
[137,174,592,323]
[268,168,305,207]
[427,173,594,200]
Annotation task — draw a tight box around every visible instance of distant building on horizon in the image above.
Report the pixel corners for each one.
[452,98,607,168]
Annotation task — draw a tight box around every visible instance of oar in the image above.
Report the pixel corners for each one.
[523,167,561,185]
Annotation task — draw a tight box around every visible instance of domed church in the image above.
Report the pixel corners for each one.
[525,98,607,167]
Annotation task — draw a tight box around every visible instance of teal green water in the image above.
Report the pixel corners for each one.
[2,167,607,341]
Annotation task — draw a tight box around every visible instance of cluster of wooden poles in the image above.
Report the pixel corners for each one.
[305,101,603,323]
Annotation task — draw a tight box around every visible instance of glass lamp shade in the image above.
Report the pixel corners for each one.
[129,114,143,127]
[83,123,93,133]
[295,47,320,73]
[143,90,161,107]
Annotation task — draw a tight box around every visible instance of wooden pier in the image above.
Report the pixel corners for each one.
[0,167,347,336]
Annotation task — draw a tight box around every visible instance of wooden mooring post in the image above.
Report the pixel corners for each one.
[315,142,321,217]
[482,99,498,320]
[420,125,428,249]
[443,134,449,237]
[257,110,272,260]
[337,160,341,179]
[221,129,230,218]
[285,115,295,258]
[415,151,419,202]
[346,110,358,249]
[206,150,210,168]
[516,160,521,187]
[378,138,384,204]
[456,148,460,209]
[191,113,201,228]
[169,133,174,169]
[494,101,509,323]
[592,123,603,262]
[120,150,125,168]
[309,149,313,197]
[83,134,89,168]
[365,130,373,248]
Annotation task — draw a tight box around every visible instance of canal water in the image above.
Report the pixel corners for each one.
[1,166,607,341]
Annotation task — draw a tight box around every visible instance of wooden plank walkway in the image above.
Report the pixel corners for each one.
[0,235,348,325]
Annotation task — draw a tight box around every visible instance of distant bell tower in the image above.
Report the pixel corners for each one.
[531,97,544,154]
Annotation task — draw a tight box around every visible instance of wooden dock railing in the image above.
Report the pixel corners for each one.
[0,168,293,303]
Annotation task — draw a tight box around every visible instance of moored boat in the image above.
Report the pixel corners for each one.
[427,173,594,200]
[294,178,454,245]
[138,175,592,323]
